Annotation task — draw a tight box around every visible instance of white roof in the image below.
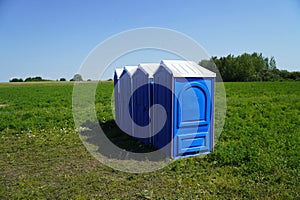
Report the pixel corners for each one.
[138,63,160,78]
[114,68,124,79]
[160,60,216,77]
[123,66,138,77]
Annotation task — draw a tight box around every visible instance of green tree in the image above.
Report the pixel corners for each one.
[9,78,23,82]
[289,71,300,80]
[200,53,298,82]
[24,76,44,82]
[70,74,83,81]
[235,53,256,81]
[269,56,276,70]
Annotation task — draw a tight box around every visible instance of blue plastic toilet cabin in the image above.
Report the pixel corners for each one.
[153,60,216,158]
[118,66,138,136]
[131,63,160,145]
[114,68,124,128]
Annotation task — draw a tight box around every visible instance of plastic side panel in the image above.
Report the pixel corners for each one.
[149,78,154,107]
[210,78,215,152]
[114,73,119,125]
[118,74,133,136]
[114,73,118,86]
[153,69,172,157]
[132,73,150,145]
[149,79,154,144]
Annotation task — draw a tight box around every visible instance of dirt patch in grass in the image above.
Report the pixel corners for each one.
[0,104,8,108]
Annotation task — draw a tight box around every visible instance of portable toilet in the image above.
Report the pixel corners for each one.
[153,60,216,158]
[132,63,160,145]
[118,66,138,136]
[113,68,124,128]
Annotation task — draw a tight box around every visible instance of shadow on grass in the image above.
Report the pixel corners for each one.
[78,120,167,161]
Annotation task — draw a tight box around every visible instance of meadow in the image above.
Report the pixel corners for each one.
[0,81,299,199]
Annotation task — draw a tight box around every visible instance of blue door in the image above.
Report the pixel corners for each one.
[173,78,212,157]
[132,76,150,144]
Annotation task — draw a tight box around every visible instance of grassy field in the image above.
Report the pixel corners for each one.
[0,81,299,199]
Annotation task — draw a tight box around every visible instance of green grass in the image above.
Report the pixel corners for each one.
[0,81,299,199]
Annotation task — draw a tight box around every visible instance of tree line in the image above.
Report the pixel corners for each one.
[200,52,300,82]
[9,54,300,82]
[9,74,84,82]
[10,77,52,82]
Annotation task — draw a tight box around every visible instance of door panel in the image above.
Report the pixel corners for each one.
[173,78,212,157]
[177,86,208,128]
[177,132,208,154]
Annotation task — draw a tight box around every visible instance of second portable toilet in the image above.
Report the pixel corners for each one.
[131,63,160,145]
[153,60,216,158]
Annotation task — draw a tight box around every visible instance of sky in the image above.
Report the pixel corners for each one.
[0,0,299,82]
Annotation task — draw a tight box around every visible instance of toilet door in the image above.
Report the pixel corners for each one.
[173,79,211,157]
[132,76,150,143]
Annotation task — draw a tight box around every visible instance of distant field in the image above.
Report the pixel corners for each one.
[0,81,299,199]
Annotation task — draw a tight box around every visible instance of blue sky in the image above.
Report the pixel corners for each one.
[0,0,299,82]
